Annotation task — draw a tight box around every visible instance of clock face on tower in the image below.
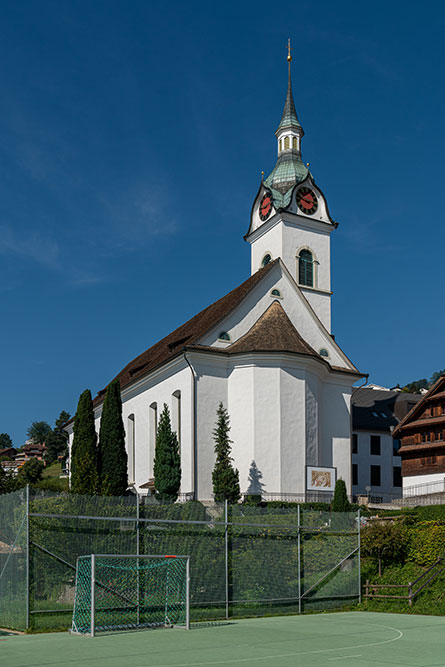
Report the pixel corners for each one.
[296,187,318,215]
[259,193,273,221]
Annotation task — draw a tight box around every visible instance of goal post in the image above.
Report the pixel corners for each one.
[71,554,190,636]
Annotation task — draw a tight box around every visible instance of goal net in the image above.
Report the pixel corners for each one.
[71,554,190,636]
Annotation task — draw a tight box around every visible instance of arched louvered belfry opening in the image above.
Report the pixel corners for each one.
[298,249,314,287]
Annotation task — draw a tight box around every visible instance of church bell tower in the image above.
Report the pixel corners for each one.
[245,40,338,333]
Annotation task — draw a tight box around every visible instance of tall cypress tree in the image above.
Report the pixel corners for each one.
[70,389,99,494]
[153,404,181,502]
[212,403,240,504]
[331,478,351,512]
[98,380,128,496]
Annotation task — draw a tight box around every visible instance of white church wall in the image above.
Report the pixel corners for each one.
[299,289,331,332]
[118,362,193,494]
[192,355,229,500]
[229,363,256,493]
[279,366,307,494]
[320,381,352,492]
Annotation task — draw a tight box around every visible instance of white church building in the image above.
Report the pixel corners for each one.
[66,50,362,501]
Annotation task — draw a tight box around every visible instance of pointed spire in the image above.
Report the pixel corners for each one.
[275,38,303,136]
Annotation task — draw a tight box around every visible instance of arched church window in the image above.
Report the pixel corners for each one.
[284,136,290,150]
[292,137,297,149]
[218,331,231,342]
[127,414,135,484]
[298,249,314,287]
[261,253,272,267]
[279,138,282,153]
[271,288,282,298]
[319,348,329,358]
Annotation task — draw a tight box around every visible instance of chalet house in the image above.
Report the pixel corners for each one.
[393,375,445,494]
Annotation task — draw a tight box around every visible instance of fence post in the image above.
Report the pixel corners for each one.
[136,493,140,626]
[358,509,361,604]
[225,500,229,620]
[297,504,301,614]
[408,582,412,607]
[91,554,95,637]
[26,484,30,631]
[365,579,369,599]
[186,557,190,630]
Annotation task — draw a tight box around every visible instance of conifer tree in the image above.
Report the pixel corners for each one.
[98,380,128,496]
[331,478,351,512]
[212,403,240,504]
[70,389,99,494]
[153,404,181,502]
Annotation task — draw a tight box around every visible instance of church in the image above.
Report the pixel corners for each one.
[66,46,362,501]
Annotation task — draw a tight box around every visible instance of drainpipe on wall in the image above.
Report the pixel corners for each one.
[184,351,198,500]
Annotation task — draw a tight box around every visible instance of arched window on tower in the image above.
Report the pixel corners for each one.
[279,138,282,153]
[284,136,290,150]
[261,253,272,268]
[298,249,314,287]
[292,136,297,150]
[127,414,135,484]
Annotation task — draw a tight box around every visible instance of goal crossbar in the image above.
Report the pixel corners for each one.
[71,554,190,636]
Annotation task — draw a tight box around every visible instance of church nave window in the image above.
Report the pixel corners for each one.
[261,253,272,268]
[218,331,231,342]
[149,402,157,475]
[172,391,181,445]
[270,288,282,298]
[298,249,314,287]
[127,414,135,484]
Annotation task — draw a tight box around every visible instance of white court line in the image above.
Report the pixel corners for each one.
[138,623,404,667]
[329,655,362,661]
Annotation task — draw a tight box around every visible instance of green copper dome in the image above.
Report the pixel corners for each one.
[264,151,308,199]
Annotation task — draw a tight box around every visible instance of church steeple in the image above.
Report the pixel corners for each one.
[276,39,303,136]
[264,39,308,196]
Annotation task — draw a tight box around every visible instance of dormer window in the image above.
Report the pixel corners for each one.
[261,253,272,267]
[218,331,231,342]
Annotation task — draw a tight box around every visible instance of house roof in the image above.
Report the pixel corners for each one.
[352,387,421,432]
[92,261,278,406]
[393,375,445,439]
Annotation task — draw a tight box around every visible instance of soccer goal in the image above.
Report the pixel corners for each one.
[71,554,190,636]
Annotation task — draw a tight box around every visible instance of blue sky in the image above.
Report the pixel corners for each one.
[2,0,444,446]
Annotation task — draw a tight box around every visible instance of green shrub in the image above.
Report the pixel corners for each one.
[407,522,445,566]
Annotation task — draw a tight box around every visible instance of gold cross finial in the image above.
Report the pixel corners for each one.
[287,38,292,63]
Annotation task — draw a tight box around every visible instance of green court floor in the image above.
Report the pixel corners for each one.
[2,612,445,667]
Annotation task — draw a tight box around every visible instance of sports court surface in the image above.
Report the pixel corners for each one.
[2,612,445,667]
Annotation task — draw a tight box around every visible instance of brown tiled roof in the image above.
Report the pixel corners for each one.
[92,261,278,407]
[189,301,362,376]
[222,300,317,356]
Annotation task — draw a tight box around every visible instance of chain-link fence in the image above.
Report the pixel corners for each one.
[0,488,360,631]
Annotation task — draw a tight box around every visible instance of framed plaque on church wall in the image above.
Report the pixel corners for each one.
[306,466,337,492]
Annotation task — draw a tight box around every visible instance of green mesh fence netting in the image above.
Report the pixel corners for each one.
[0,489,360,631]
[72,555,189,634]
[0,488,27,630]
